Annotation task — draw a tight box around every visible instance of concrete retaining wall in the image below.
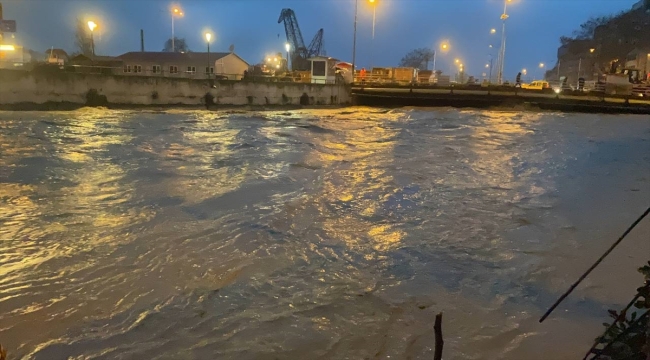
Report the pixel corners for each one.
[0,69,351,107]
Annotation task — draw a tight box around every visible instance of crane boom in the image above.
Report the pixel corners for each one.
[308,29,324,58]
[278,9,308,58]
[278,8,325,71]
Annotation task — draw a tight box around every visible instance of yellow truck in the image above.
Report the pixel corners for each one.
[521,80,550,90]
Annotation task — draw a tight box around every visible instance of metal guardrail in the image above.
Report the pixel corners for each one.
[5,63,342,84]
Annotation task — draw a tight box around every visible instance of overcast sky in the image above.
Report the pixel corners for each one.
[1,0,638,76]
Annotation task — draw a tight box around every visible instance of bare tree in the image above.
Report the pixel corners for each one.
[572,15,614,39]
[398,48,435,70]
[74,18,93,56]
[163,37,190,53]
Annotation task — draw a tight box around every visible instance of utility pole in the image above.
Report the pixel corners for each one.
[352,0,358,82]
[497,0,510,84]
[489,56,494,84]
[0,3,4,42]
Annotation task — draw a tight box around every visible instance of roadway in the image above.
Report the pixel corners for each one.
[352,86,650,106]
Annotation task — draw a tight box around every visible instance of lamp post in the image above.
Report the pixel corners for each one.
[352,0,358,81]
[369,0,377,68]
[87,21,97,56]
[171,7,184,52]
[285,42,291,71]
[434,42,449,72]
[205,32,212,78]
[487,56,494,83]
[497,0,512,84]
[539,62,545,80]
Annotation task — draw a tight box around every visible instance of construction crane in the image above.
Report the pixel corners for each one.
[278,8,325,71]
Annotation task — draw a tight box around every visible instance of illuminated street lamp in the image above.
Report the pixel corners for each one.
[369,0,377,40]
[87,21,97,56]
[205,32,212,77]
[490,28,497,34]
[285,42,291,71]
[368,0,378,68]
[432,41,449,71]
[539,62,545,80]
[171,6,184,52]
[352,0,380,79]
[497,0,514,84]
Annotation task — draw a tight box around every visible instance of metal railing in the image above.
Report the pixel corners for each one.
[4,63,347,85]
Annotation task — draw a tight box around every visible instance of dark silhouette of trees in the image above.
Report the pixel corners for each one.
[398,48,435,70]
[74,18,93,56]
[163,37,190,53]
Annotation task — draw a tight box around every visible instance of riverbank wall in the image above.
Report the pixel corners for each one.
[0,69,351,109]
[352,88,650,115]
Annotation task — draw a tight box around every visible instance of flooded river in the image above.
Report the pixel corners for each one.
[1,108,649,359]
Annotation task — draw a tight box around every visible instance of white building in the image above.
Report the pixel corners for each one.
[118,51,249,80]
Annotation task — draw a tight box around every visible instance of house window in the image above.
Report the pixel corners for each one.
[169,65,178,74]
[123,65,132,73]
[152,65,161,74]
[134,65,142,73]
[205,67,214,75]
[186,66,196,74]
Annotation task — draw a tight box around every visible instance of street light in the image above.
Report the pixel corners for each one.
[497,0,513,85]
[368,0,378,68]
[490,28,496,34]
[352,0,359,80]
[369,0,377,39]
[205,32,212,77]
[87,21,97,56]
[539,62,545,80]
[285,42,291,71]
[171,7,184,52]
[432,41,449,71]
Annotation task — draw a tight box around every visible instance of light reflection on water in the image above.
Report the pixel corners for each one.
[0,107,649,359]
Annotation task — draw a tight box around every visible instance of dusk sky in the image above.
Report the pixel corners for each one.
[2,0,638,77]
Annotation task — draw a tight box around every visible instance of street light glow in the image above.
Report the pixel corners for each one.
[205,32,212,42]
[455,59,460,64]
[490,28,496,34]
[485,64,490,68]
[0,44,16,51]
[539,63,545,68]
[172,7,184,16]
[285,43,291,52]
[590,48,595,53]
[87,21,97,32]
